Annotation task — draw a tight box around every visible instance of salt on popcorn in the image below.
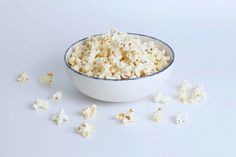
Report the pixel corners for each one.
[67,29,171,79]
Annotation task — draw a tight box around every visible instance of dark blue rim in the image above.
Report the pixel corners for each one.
[64,33,175,81]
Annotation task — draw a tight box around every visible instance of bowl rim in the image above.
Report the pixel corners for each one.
[64,33,175,81]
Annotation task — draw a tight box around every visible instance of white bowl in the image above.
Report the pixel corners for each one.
[64,33,175,102]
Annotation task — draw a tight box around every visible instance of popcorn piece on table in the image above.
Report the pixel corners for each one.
[178,90,189,104]
[153,92,171,104]
[115,108,135,124]
[77,123,96,138]
[39,72,53,86]
[177,80,207,104]
[189,84,207,103]
[32,98,49,111]
[177,80,192,104]
[175,113,188,124]
[82,104,97,119]
[16,72,30,82]
[152,108,163,122]
[52,108,68,125]
[50,91,62,100]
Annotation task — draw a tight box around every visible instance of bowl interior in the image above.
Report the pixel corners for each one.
[64,33,174,81]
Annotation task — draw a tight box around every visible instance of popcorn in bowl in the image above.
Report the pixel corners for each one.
[67,29,171,80]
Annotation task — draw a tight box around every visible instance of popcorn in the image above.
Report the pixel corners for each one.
[82,104,97,119]
[68,56,77,66]
[17,72,30,82]
[175,113,188,124]
[177,80,207,104]
[115,108,135,124]
[152,108,163,122]
[50,91,62,100]
[68,29,171,79]
[52,108,68,125]
[39,72,53,86]
[179,80,192,91]
[77,123,96,138]
[32,99,49,110]
[189,85,207,103]
[153,92,171,104]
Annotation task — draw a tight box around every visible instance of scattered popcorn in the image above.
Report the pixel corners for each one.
[68,29,171,79]
[189,85,207,103]
[178,90,189,104]
[52,108,68,125]
[153,92,171,104]
[32,98,49,110]
[152,108,163,122]
[16,72,30,82]
[77,123,96,138]
[160,96,171,104]
[50,91,62,100]
[177,80,207,104]
[115,108,135,124]
[175,113,188,124]
[177,80,192,104]
[82,104,97,119]
[39,72,53,86]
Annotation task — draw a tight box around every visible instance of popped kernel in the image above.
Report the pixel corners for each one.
[77,123,96,138]
[52,108,68,125]
[115,108,135,124]
[175,113,188,124]
[32,98,49,110]
[50,91,62,100]
[177,80,207,104]
[82,104,97,119]
[39,72,53,86]
[16,72,30,82]
[153,92,171,104]
[152,108,163,122]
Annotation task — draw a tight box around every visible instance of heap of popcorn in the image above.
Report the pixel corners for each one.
[68,29,171,79]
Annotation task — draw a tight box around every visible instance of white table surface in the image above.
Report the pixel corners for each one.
[1,0,236,157]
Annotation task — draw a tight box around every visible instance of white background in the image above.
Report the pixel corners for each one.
[0,0,236,157]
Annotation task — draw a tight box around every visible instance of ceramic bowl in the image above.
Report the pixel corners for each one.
[64,33,175,102]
